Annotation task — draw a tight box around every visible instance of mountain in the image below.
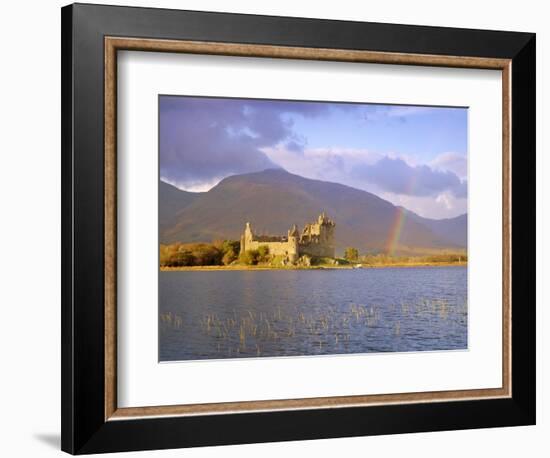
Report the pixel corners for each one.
[401,208,467,248]
[159,181,202,229]
[160,169,466,255]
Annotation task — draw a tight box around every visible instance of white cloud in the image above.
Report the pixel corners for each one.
[162,175,224,193]
[261,145,382,185]
[436,192,452,210]
[430,152,467,179]
[262,144,468,219]
[382,191,467,219]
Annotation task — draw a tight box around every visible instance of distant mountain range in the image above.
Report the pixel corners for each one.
[160,169,467,255]
[400,208,467,248]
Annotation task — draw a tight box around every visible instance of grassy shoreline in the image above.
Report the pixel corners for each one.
[160,261,467,272]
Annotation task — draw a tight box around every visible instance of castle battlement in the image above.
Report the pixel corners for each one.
[240,213,335,263]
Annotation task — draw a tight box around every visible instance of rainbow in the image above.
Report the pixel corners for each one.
[385,171,419,256]
[385,207,407,256]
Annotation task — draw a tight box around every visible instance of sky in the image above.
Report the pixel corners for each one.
[160,95,468,219]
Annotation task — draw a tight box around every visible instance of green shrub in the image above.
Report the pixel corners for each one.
[191,244,222,265]
[257,245,270,262]
[344,247,359,261]
[239,249,259,265]
[222,250,237,265]
[169,250,195,266]
[160,240,241,267]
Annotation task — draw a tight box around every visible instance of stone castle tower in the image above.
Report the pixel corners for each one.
[240,212,335,263]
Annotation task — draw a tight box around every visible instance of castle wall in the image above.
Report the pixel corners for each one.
[299,240,335,258]
[244,236,334,259]
[244,240,295,257]
[240,214,335,262]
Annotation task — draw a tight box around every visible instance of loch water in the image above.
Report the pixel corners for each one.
[159,266,467,361]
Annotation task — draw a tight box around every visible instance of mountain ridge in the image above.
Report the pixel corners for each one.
[160,169,467,255]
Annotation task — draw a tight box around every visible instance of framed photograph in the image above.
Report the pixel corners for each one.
[61,3,536,454]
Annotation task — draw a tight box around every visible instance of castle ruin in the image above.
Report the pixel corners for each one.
[240,212,335,264]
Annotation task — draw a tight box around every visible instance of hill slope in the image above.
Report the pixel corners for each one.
[401,209,467,248]
[160,169,466,255]
[159,180,202,229]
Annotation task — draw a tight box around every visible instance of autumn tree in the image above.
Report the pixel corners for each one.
[344,247,359,261]
[257,245,270,262]
[239,249,259,265]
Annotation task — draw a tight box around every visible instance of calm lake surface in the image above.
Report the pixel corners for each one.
[159,266,467,361]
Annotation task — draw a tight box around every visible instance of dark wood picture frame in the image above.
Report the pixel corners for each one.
[61,3,536,454]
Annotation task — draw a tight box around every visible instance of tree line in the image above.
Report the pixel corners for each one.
[160,240,240,267]
[343,247,467,265]
[161,241,467,268]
